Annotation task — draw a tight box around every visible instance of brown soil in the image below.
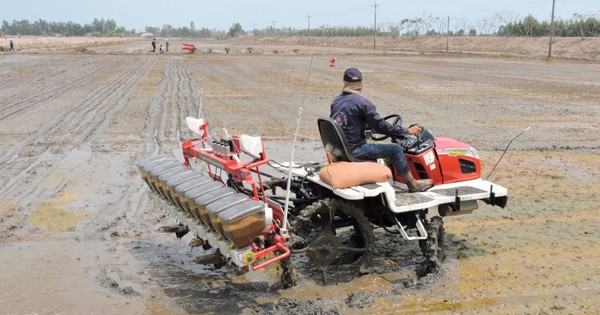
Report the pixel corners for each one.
[0,37,598,314]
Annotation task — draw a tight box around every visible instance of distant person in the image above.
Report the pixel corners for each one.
[9,39,15,52]
[151,38,156,52]
[159,44,164,53]
[165,39,169,52]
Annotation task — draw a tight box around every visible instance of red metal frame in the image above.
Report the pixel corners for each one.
[180,120,289,270]
[250,234,290,270]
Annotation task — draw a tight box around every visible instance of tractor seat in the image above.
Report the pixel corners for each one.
[317,117,363,163]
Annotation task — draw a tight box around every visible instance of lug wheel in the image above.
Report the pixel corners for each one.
[421,216,445,274]
[279,255,298,289]
[291,198,374,269]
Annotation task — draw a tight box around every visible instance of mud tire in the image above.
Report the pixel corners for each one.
[291,198,374,269]
[421,216,445,274]
[279,255,298,289]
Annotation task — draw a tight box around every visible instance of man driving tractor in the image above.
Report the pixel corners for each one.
[330,67,433,192]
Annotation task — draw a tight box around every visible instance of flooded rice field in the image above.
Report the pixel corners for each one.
[0,39,598,314]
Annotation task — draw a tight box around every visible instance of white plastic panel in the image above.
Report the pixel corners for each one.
[239,134,263,158]
[186,117,205,135]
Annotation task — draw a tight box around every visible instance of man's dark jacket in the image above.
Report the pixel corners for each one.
[330,92,409,150]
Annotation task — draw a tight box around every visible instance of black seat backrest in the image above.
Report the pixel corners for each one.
[317,117,358,162]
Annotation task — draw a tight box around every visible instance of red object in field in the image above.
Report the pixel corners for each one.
[329,57,336,67]
[182,42,197,53]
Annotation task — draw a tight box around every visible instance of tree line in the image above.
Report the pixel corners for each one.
[143,22,225,38]
[2,14,598,38]
[499,14,599,37]
[1,18,133,37]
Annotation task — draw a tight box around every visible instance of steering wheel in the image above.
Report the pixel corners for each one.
[369,114,403,141]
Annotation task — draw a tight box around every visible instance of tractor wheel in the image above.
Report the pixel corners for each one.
[291,198,374,269]
[291,182,324,215]
[279,255,298,289]
[421,216,445,274]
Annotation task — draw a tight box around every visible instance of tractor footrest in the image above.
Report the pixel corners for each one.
[394,192,435,207]
[390,179,507,213]
[428,185,487,197]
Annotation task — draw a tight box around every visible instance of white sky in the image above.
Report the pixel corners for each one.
[2,0,598,32]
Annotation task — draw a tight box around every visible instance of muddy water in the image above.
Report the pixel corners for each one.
[0,41,599,314]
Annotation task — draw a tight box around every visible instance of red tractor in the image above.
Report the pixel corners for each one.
[137,114,508,287]
[182,42,197,53]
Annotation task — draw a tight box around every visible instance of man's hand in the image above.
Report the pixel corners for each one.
[408,124,423,136]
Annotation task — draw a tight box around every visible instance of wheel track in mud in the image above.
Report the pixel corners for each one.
[141,56,200,156]
[0,55,157,240]
[94,57,210,300]
[0,55,91,90]
[0,57,118,122]
[0,56,155,187]
[107,55,185,235]
[98,55,204,237]
[0,56,149,165]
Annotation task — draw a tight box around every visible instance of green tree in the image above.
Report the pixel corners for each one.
[522,15,539,37]
[190,21,196,36]
[228,23,244,37]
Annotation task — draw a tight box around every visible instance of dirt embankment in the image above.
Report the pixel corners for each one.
[3,35,600,61]
[0,36,136,53]
[233,35,600,61]
[0,38,598,314]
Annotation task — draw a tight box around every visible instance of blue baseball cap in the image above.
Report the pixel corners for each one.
[343,67,362,82]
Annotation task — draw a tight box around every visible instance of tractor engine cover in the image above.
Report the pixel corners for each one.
[434,137,481,184]
[404,137,481,185]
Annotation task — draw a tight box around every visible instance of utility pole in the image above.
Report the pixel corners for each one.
[446,16,450,53]
[307,14,311,46]
[372,1,377,49]
[548,0,556,59]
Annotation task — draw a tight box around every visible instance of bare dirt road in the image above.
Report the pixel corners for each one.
[0,38,598,314]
